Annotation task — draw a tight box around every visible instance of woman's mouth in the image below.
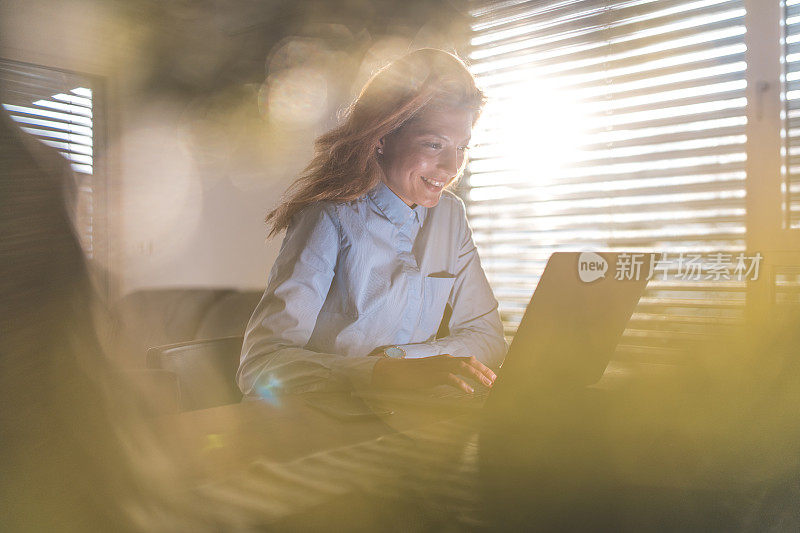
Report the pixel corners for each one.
[421,175,444,189]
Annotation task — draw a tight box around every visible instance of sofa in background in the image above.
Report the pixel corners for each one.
[115,288,263,366]
[114,286,452,368]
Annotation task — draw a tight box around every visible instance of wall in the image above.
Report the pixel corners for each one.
[0,0,471,298]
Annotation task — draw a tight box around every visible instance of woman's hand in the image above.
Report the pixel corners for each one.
[371,354,497,394]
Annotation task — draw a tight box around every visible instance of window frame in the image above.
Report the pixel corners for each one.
[743,1,800,321]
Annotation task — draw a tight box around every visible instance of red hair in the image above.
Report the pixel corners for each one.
[266,48,485,237]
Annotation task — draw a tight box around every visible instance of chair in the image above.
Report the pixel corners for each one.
[124,369,181,416]
[146,335,244,411]
[115,288,262,366]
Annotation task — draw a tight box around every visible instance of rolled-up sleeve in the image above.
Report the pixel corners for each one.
[397,199,508,369]
[237,204,379,396]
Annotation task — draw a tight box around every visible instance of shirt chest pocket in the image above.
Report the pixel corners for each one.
[421,274,456,335]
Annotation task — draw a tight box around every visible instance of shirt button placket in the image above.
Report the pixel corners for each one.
[397,222,420,343]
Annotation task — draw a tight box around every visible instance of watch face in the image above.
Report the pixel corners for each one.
[385,346,405,359]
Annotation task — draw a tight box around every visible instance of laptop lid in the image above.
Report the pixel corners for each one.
[487,252,651,405]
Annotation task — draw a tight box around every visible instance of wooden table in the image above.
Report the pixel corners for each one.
[161,374,800,530]
[160,393,481,530]
[166,393,458,481]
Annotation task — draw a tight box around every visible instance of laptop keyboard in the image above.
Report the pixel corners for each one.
[429,386,490,402]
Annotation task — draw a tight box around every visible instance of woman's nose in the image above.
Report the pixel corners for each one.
[438,147,461,176]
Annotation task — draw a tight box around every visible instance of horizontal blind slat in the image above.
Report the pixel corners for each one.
[1,59,97,254]
[467,0,747,361]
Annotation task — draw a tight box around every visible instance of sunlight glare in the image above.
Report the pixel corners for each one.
[476,79,586,185]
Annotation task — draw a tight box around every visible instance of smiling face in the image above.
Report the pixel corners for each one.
[377,106,473,208]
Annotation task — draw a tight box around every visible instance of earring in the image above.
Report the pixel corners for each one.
[377,147,383,155]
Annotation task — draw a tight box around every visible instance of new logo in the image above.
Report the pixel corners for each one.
[578,252,607,283]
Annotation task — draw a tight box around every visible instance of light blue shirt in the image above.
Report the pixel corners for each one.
[237,181,507,396]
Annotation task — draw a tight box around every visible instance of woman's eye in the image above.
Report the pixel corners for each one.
[424,142,443,150]
[457,145,469,152]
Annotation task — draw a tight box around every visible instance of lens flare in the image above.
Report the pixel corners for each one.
[255,376,283,407]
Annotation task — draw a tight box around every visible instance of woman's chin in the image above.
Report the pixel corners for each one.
[418,195,442,208]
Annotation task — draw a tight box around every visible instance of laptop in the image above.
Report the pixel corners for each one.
[354,252,652,411]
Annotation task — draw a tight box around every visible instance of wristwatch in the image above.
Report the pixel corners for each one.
[383,346,406,359]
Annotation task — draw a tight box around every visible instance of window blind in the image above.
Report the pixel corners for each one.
[464,0,748,363]
[775,267,800,305]
[784,0,800,228]
[0,59,101,261]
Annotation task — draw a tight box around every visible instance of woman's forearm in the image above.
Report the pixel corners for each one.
[237,340,380,395]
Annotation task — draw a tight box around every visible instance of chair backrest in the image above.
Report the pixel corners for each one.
[116,288,261,366]
[147,336,243,411]
[124,369,181,416]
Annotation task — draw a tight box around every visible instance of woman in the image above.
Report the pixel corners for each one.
[238,48,507,398]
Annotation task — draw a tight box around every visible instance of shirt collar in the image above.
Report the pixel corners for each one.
[368,181,427,229]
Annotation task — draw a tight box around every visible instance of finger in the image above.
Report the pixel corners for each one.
[457,360,494,387]
[445,372,474,394]
[455,357,496,387]
[465,356,497,383]
[435,355,495,386]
